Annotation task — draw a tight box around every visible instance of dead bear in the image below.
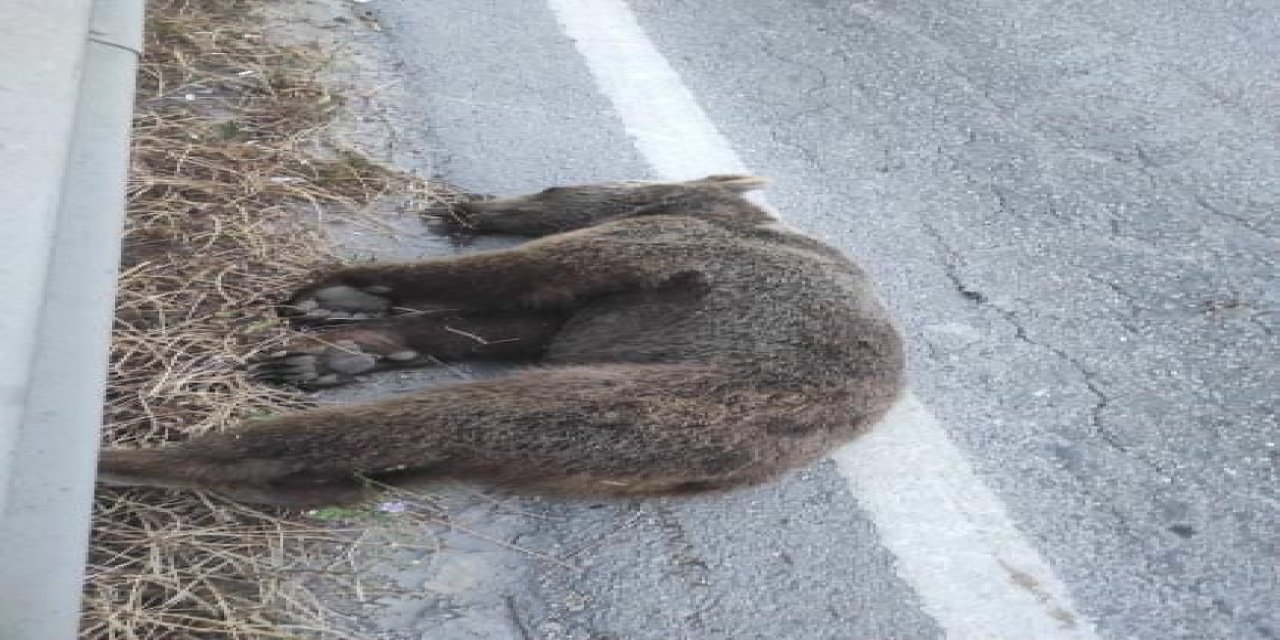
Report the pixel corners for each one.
[97,175,905,506]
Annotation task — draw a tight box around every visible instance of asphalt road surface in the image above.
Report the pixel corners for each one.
[314,1,1280,638]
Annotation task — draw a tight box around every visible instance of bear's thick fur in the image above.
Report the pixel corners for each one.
[97,175,905,505]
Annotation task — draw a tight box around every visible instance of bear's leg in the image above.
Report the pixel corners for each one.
[429,174,770,237]
[98,363,799,506]
[252,309,569,387]
[96,447,372,507]
[283,226,708,319]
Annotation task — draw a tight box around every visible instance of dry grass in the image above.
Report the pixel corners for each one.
[86,0,447,636]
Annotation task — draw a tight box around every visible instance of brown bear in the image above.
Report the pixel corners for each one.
[97,175,905,506]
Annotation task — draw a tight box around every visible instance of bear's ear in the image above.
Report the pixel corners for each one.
[687,174,771,192]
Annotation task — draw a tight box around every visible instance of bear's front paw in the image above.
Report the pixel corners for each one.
[250,336,421,388]
[283,284,394,324]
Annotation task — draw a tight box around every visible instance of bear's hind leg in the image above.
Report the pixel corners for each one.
[99,363,807,505]
[96,447,371,506]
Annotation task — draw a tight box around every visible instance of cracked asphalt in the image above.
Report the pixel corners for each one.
[294,0,1278,637]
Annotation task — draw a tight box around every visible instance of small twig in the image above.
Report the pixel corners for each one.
[442,324,521,346]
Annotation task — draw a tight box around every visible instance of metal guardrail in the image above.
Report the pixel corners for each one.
[0,0,143,636]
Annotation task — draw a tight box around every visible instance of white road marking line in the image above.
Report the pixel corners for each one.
[545,0,746,180]
[834,396,1098,638]
[545,1,1100,637]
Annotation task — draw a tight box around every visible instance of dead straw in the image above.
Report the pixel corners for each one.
[88,0,446,636]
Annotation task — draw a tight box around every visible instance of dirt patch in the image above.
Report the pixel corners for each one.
[87,0,458,636]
